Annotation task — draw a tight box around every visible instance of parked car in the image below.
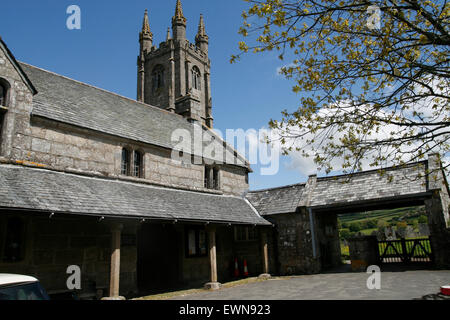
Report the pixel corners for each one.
[0,274,50,300]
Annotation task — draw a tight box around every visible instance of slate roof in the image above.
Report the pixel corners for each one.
[19,63,248,168]
[246,184,305,216]
[0,164,270,225]
[247,161,430,215]
[309,162,428,207]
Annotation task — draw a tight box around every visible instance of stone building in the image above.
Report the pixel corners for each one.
[0,1,274,299]
[247,158,450,274]
[0,0,449,301]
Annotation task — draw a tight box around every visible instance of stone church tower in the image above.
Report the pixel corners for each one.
[137,0,213,128]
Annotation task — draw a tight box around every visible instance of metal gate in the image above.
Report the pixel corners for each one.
[378,238,433,263]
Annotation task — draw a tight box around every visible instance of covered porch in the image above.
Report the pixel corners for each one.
[0,163,272,299]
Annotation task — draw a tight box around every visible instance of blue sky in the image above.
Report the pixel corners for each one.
[0,0,311,190]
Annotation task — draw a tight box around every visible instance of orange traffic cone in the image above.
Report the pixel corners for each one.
[243,259,249,277]
[234,258,239,277]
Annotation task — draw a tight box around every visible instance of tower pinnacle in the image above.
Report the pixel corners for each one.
[195,14,209,54]
[173,0,186,24]
[139,9,153,53]
[172,0,187,40]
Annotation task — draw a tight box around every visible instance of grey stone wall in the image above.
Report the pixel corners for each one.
[266,211,321,275]
[5,114,247,195]
[0,46,34,159]
[0,213,138,299]
[221,165,249,196]
[347,236,379,271]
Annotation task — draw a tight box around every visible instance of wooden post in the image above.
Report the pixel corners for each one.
[209,227,217,282]
[109,223,123,297]
[259,230,271,279]
[205,226,221,290]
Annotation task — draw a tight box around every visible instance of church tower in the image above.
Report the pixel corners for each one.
[137,0,213,128]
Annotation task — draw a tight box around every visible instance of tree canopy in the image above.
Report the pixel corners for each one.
[233,0,449,174]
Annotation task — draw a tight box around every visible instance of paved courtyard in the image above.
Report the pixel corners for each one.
[170,269,450,300]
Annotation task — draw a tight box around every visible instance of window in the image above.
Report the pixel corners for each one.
[3,217,25,262]
[152,65,164,92]
[121,148,130,175]
[191,67,201,90]
[0,111,5,145]
[133,150,143,178]
[234,226,257,242]
[204,166,219,190]
[0,83,6,106]
[186,227,207,257]
[121,148,144,178]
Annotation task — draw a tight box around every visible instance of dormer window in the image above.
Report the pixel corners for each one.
[192,66,201,91]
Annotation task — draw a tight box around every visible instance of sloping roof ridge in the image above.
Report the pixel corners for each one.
[249,182,306,193]
[0,38,37,94]
[315,160,428,182]
[19,62,187,121]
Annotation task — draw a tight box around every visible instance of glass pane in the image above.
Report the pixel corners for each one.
[0,282,49,301]
[188,230,196,256]
[121,149,129,175]
[134,151,141,177]
[198,230,207,255]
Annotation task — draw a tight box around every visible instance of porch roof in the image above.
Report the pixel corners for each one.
[0,164,270,226]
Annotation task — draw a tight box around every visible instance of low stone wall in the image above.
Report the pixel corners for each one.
[266,212,320,275]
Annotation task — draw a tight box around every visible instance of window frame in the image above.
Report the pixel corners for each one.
[191,66,201,91]
[234,226,257,242]
[0,79,9,108]
[204,165,220,190]
[121,148,131,176]
[185,226,208,258]
[152,65,165,92]
[132,150,144,178]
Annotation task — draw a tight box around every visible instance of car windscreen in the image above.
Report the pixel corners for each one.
[0,282,50,300]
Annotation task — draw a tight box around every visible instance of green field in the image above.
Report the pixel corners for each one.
[338,206,428,261]
[338,205,427,239]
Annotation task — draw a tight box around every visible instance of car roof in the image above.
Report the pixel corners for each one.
[0,274,38,286]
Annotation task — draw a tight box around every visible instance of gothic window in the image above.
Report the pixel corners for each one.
[121,148,130,175]
[152,65,164,92]
[133,150,143,178]
[192,66,201,91]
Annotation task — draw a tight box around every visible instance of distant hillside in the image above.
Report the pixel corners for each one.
[338,206,427,238]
